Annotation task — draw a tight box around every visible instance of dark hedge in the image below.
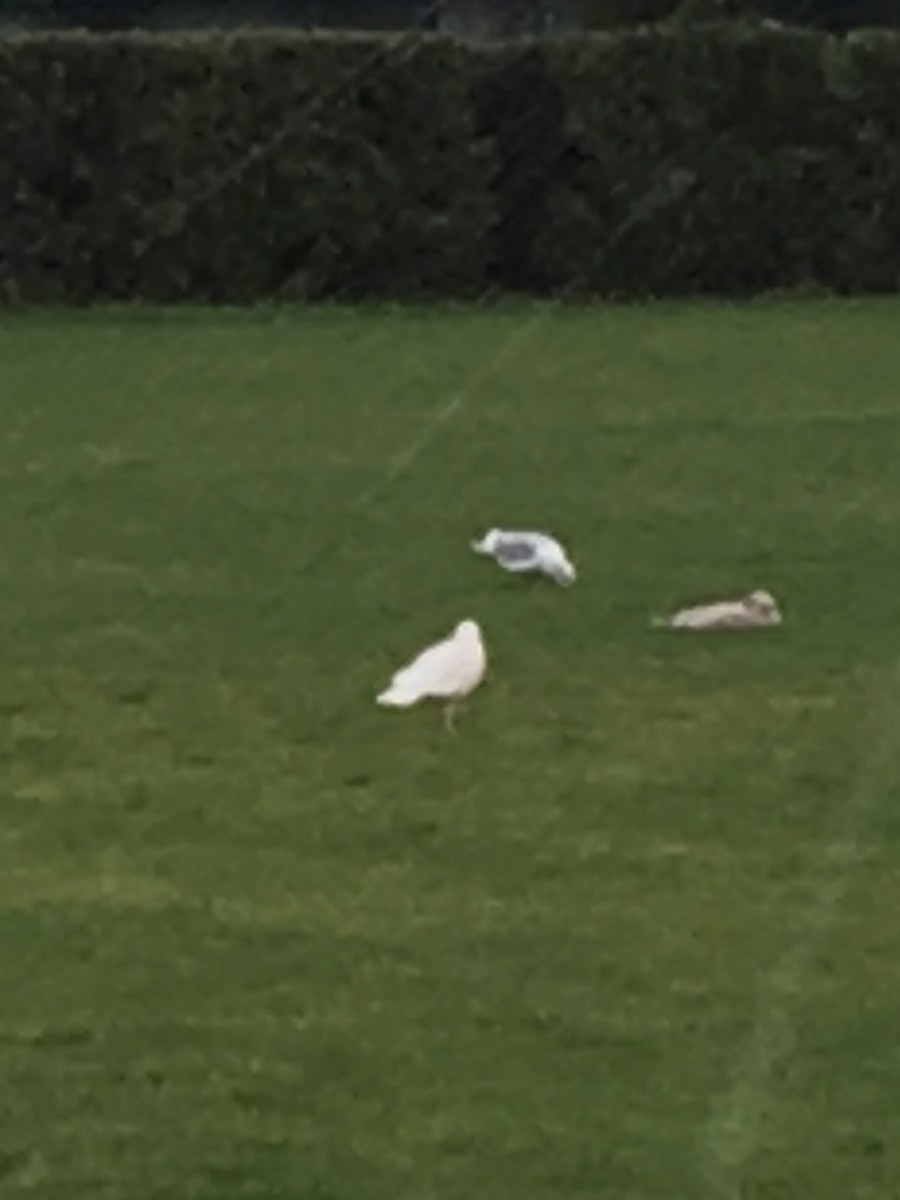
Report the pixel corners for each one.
[1,26,900,302]
[0,32,494,302]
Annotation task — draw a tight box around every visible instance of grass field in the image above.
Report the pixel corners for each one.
[2,299,900,1200]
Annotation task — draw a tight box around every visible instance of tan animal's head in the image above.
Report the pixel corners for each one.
[745,590,781,622]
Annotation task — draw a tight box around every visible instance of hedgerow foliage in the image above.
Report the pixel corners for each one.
[0,32,493,302]
[2,26,900,302]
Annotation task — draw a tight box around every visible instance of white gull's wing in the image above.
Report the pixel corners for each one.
[380,625,485,705]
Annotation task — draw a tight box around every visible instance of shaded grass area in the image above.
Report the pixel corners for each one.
[1,299,899,1199]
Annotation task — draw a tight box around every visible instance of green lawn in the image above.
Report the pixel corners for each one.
[1,299,900,1200]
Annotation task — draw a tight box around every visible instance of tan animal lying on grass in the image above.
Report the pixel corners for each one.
[652,589,782,631]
